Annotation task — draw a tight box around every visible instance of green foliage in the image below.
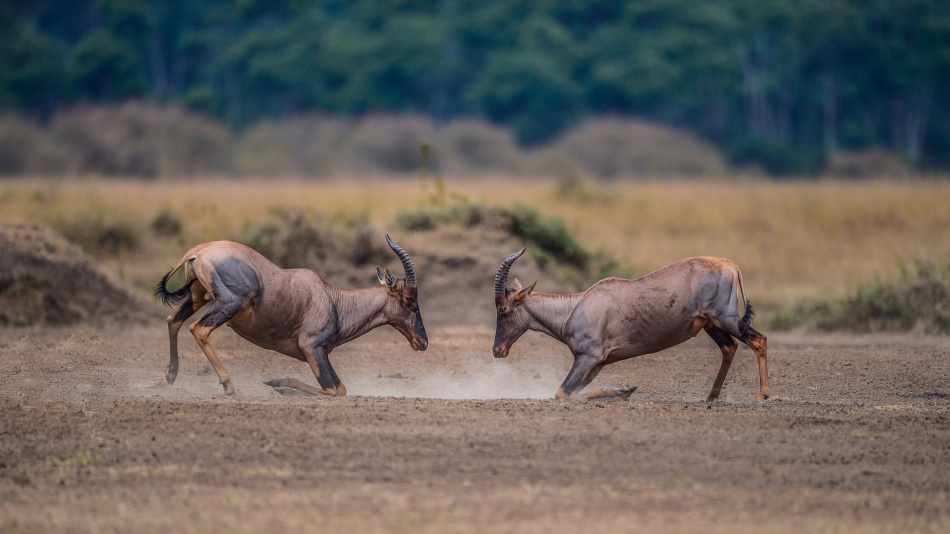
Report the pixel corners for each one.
[467,50,583,144]
[772,260,950,333]
[69,30,147,100]
[510,204,588,269]
[0,24,66,113]
[2,0,950,172]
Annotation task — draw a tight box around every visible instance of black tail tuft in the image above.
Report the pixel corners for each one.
[738,299,756,337]
[154,271,193,308]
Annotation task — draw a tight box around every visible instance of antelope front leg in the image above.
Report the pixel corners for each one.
[265,345,346,397]
[555,355,636,401]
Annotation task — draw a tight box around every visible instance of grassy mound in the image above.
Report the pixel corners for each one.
[396,199,633,290]
[772,260,950,333]
[0,223,160,327]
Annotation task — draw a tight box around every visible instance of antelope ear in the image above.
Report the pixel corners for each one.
[384,267,397,290]
[376,267,386,285]
[515,281,536,303]
[512,276,523,292]
[522,281,537,296]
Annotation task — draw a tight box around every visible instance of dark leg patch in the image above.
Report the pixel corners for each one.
[707,325,738,349]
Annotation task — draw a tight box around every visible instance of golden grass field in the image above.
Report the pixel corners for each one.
[1,176,948,318]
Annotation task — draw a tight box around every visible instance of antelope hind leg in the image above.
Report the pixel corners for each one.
[165,283,208,385]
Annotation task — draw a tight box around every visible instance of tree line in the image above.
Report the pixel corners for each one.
[2,0,948,174]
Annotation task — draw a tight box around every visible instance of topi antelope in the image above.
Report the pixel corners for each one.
[492,248,769,402]
[155,235,427,396]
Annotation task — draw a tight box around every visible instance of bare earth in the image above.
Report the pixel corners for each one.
[1,324,948,533]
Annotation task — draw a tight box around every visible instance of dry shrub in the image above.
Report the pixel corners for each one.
[823,148,912,179]
[346,114,438,174]
[233,114,353,177]
[547,117,727,179]
[242,209,389,288]
[436,119,523,175]
[55,215,142,256]
[51,102,232,177]
[772,259,950,333]
[0,115,69,176]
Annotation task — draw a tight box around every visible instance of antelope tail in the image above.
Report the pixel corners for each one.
[735,267,755,336]
[154,263,194,308]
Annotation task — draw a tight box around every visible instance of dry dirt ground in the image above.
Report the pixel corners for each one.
[1,323,948,533]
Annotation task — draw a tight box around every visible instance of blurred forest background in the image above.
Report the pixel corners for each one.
[1,0,949,332]
[1,0,949,178]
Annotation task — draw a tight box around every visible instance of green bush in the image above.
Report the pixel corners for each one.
[511,204,588,269]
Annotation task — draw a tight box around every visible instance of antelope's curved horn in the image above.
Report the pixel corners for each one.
[386,234,417,287]
[494,247,526,297]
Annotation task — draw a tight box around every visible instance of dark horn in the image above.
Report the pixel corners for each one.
[386,234,417,287]
[494,247,526,297]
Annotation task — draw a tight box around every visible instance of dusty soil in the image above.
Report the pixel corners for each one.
[1,323,948,532]
[1,220,948,531]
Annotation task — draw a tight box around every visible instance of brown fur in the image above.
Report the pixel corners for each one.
[494,255,769,402]
[157,238,427,396]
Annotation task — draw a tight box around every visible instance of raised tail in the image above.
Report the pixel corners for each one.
[154,267,194,307]
[738,299,755,337]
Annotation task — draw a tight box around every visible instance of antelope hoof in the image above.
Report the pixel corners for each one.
[221,381,235,395]
[263,378,286,388]
[165,368,178,385]
[615,386,638,399]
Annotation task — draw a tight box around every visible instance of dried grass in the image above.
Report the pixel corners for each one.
[0,177,947,322]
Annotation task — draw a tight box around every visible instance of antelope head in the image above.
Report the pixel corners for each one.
[378,235,428,351]
[492,247,536,358]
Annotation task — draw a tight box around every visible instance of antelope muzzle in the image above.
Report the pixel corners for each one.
[492,321,512,358]
[409,310,428,351]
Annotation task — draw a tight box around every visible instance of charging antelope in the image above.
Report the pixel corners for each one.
[492,248,769,402]
[155,235,427,396]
